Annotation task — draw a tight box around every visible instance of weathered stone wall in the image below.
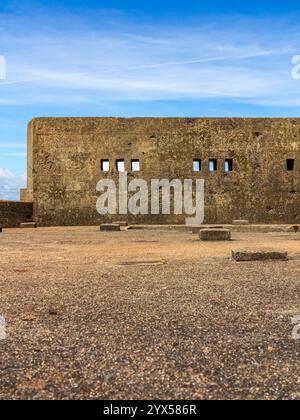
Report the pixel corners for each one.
[0,201,33,228]
[22,117,300,226]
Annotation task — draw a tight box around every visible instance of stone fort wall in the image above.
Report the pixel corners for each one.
[0,201,33,228]
[22,117,300,226]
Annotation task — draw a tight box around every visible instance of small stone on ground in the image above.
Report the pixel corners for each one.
[232,249,288,262]
[100,224,121,232]
[200,228,231,241]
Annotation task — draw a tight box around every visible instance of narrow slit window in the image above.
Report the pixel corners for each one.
[287,159,295,171]
[101,160,110,172]
[131,160,140,172]
[209,159,218,172]
[193,159,201,172]
[116,159,125,172]
[225,159,233,172]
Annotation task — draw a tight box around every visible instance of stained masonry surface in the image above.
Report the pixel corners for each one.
[0,201,33,228]
[22,117,300,226]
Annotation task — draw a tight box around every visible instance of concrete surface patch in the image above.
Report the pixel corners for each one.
[20,222,37,229]
[119,259,167,266]
[200,228,231,241]
[232,250,288,262]
[132,240,159,243]
[1,227,300,400]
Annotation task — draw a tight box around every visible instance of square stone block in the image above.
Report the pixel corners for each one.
[100,224,121,232]
[200,228,231,241]
[232,250,288,262]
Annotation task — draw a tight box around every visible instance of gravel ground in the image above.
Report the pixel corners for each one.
[0,226,300,400]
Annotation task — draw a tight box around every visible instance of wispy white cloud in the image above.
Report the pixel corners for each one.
[0,11,299,106]
[0,7,300,201]
[0,168,26,200]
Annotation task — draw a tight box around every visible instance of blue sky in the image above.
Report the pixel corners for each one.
[1,0,300,199]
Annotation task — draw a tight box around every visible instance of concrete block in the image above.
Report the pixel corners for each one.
[200,228,231,241]
[232,220,250,225]
[100,224,121,232]
[232,250,288,262]
[20,222,37,229]
[113,221,128,227]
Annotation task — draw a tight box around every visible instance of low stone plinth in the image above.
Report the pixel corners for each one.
[199,228,231,241]
[20,222,37,229]
[232,220,250,225]
[113,221,128,227]
[100,224,121,232]
[232,250,288,262]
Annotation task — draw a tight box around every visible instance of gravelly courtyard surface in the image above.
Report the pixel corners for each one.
[0,226,300,400]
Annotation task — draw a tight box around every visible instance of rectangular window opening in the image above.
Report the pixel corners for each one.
[287,159,295,171]
[225,159,233,172]
[193,159,201,172]
[116,159,125,172]
[209,159,218,172]
[131,159,140,172]
[101,160,110,172]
